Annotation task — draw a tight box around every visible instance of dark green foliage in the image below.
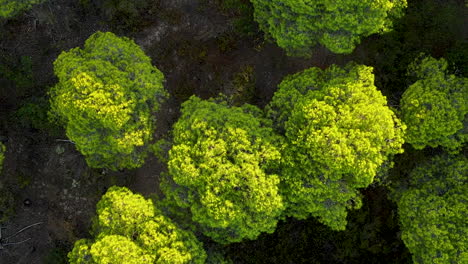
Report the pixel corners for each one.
[216,33,237,53]
[1,0,467,263]
[230,65,256,105]
[0,55,33,89]
[213,0,258,37]
[43,244,70,264]
[447,40,468,77]
[0,144,14,223]
[204,243,234,264]
[0,184,14,223]
[16,99,47,130]
[395,155,468,264]
[79,0,151,29]
[226,188,412,263]
[0,141,4,169]
[49,31,168,170]
[351,0,467,100]
[163,96,284,244]
[14,97,61,136]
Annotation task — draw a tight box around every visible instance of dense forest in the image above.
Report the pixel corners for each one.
[0,0,467,263]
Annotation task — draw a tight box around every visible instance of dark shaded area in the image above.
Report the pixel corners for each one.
[225,187,412,264]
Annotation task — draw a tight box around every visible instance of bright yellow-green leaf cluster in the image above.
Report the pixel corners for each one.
[396,155,468,264]
[49,31,168,170]
[68,186,207,264]
[400,56,468,151]
[164,96,284,244]
[92,185,155,237]
[69,236,155,264]
[267,63,405,230]
[0,0,43,18]
[250,0,407,56]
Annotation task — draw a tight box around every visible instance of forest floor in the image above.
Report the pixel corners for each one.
[0,0,466,263]
[0,0,343,262]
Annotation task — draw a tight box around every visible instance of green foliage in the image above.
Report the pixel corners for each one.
[346,0,467,102]
[395,155,468,264]
[49,31,168,170]
[226,188,412,264]
[16,99,48,130]
[150,138,171,164]
[0,0,43,18]
[400,56,468,151]
[68,186,207,264]
[163,96,284,243]
[267,63,405,230]
[0,184,14,223]
[213,0,258,37]
[447,40,468,77]
[250,0,407,56]
[205,244,234,264]
[43,245,70,264]
[230,65,256,105]
[0,143,14,223]
[216,33,237,53]
[15,97,62,136]
[0,55,33,89]
[79,0,150,28]
[0,141,4,170]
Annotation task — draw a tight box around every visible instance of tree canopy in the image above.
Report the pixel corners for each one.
[400,56,468,151]
[250,0,407,56]
[395,155,468,264]
[163,96,284,244]
[267,63,405,230]
[0,0,43,18]
[49,31,168,170]
[68,186,207,264]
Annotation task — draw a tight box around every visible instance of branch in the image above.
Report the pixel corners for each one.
[3,238,31,247]
[55,139,75,144]
[3,222,43,241]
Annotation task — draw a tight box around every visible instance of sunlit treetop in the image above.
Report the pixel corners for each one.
[92,185,155,237]
[250,0,407,56]
[163,96,284,244]
[400,56,468,151]
[50,31,168,170]
[68,235,156,264]
[68,186,207,264]
[396,155,468,264]
[267,63,405,230]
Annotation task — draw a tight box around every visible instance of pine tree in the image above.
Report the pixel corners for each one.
[400,55,468,151]
[49,31,168,170]
[267,63,405,230]
[250,0,407,56]
[395,155,468,264]
[68,186,207,264]
[0,142,5,170]
[163,96,284,244]
[0,0,43,18]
